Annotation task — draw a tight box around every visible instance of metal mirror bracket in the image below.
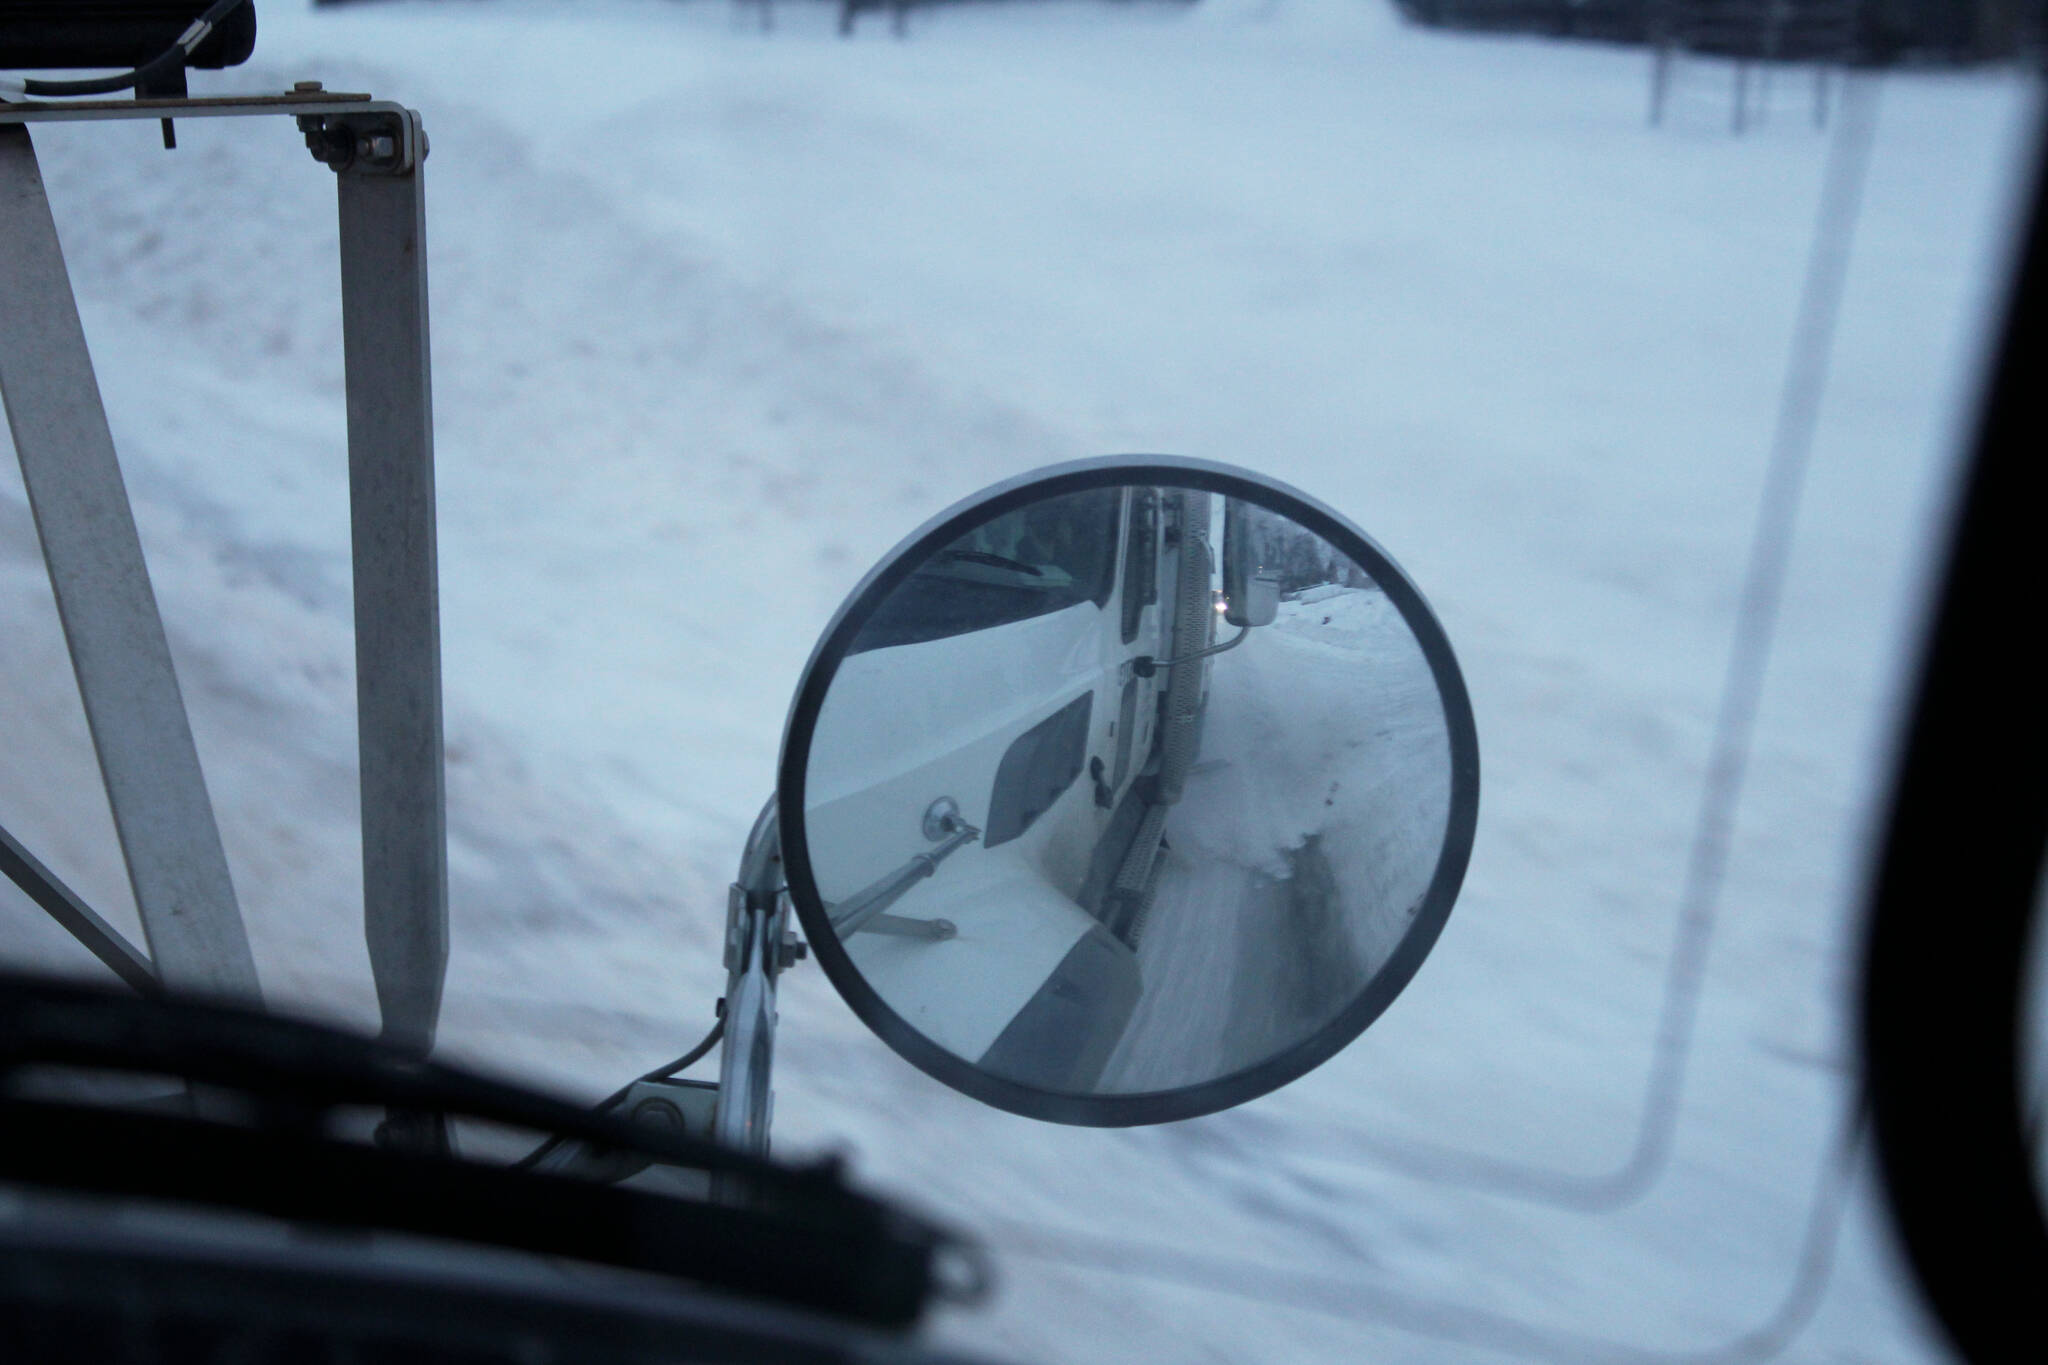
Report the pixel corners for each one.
[325,108,448,1057]
[0,93,446,1055]
[714,796,808,1155]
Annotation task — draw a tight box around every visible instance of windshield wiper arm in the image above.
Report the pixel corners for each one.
[829,821,980,937]
[934,548,1044,577]
[0,1094,953,1327]
[0,975,980,1326]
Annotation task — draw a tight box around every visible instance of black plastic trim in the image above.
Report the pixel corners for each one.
[1859,103,2048,1365]
[0,1199,987,1365]
[0,975,953,1328]
[982,691,1091,850]
[978,923,1140,1093]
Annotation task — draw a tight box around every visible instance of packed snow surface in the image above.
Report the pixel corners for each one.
[1108,583,1454,1086]
[2,1,2037,1360]
[1176,583,1450,945]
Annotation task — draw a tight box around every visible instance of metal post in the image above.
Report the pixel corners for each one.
[0,124,261,1002]
[333,118,448,1058]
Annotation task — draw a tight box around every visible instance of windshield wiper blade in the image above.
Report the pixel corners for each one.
[0,1095,947,1328]
[0,975,979,1327]
[0,975,758,1180]
[933,548,1044,577]
[1,1208,995,1365]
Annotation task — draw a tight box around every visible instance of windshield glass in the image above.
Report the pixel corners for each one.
[0,3,2038,1363]
[852,487,1122,650]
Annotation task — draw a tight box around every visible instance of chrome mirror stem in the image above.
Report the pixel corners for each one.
[714,797,798,1155]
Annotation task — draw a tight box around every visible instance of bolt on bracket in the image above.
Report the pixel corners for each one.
[298,107,424,176]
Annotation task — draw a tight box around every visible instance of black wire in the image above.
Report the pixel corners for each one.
[17,0,252,98]
[1285,69,1886,1213]
[992,1099,1869,1365]
[510,1016,726,1172]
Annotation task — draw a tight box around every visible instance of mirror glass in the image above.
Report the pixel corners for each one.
[793,479,1470,1108]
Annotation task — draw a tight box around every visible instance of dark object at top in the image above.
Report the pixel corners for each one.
[1391,0,2043,66]
[0,2,255,72]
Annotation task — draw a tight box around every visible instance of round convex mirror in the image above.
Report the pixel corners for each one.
[778,457,1478,1125]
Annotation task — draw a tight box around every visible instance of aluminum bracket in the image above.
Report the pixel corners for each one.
[0,90,446,1052]
[0,123,261,1002]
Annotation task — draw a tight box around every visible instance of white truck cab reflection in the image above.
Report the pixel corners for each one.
[803,487,1219,1092]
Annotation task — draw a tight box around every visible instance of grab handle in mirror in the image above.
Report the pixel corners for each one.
[1131,623,1250,679]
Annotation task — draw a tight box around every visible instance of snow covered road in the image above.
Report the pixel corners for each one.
[1104,582,1457,1090]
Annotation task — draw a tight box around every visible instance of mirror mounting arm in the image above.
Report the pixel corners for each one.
[829,822,982,937]
[1132,623,1251,679]
[713,796,798,1156]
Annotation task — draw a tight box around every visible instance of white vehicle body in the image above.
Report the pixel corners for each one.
[804,487,1218,1090]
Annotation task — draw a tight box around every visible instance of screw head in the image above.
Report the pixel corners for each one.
[292,80,323,93]
[923,796,964,842]
[629,1098,687,1136]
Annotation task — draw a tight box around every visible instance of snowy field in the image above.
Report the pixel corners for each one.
[1,1,2039,1360]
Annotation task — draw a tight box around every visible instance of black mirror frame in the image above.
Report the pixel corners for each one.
[776,455,1480,1127]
